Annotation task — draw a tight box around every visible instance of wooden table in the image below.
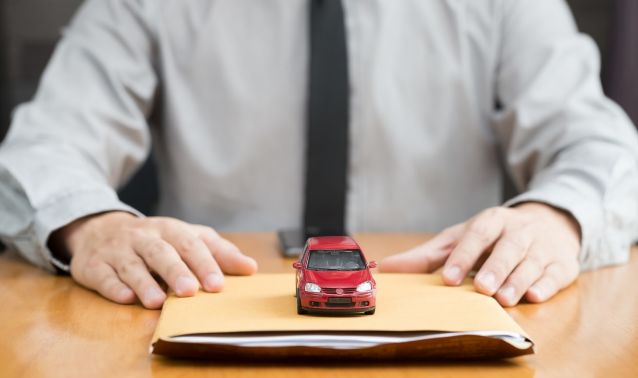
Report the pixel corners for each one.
[1,233,636,377]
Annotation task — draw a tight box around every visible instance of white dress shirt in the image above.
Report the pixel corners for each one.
[1,0,637,273]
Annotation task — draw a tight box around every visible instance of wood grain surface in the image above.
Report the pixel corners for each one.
[0,233,636,378]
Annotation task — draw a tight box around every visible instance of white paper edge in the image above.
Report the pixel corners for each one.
[156,330,532,351]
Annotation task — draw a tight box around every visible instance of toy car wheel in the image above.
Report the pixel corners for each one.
[296,289,307,315]
[364,308,375,315]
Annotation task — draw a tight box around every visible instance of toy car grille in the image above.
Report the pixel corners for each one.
[326,302,354,307]
[322,287,356,294]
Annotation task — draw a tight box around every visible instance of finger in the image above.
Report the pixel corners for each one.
[493,255,545,307]
[442,208,507,285]
[525,261,578,303]
[73,259,136,304]
[379,224,464,273]
[133,235,201,297]
[474,232,531,295]
[195,226,258,276]
[161,225,226,293]
[111,253,166,309]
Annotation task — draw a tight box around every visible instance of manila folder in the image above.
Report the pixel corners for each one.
[151,273,534,360]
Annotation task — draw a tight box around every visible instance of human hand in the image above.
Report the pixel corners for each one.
[50,211,258,309]
[379,203,581,306]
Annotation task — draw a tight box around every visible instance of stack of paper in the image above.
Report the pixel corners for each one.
[151,274,534,360]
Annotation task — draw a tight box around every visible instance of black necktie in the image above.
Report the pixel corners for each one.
[304,0,350,237]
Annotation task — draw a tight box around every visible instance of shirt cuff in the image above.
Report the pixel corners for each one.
[32,187,143,273]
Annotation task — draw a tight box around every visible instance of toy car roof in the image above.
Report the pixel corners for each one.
[307,236,361,251]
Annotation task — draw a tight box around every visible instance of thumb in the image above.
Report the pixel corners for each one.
[379,224,463,273]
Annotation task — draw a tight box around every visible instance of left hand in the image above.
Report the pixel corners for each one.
[379,203,581,306]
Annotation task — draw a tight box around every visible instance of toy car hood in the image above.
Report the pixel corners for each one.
[304,269,371,288]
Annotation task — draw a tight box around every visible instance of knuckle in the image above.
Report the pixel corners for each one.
[117,258,145,276]
[101,235,123,250]
[76,251,105,278]
[119,267,152,290]
[148,216,168,226]
[158,216,186,229]
[484,206,506,220]
[126,227,148,241]
[100,277,121,296]
[120,227,149,246]
[440,226,457,237]
[165,261,188,279]
[499,234,529,254]
[222,239,241,254]
[523,256,545,276]
[487,262,510,280]
[177,236,203,256]
[85,254,103,270]
[449,250,475,270]
[204,226,220,238]
[200,228,222,245]
[527,252,545,268]
[509,219,535,234]
[130,276,149,291]
[144,239,171,261]
[81,255,104,279]
[466,223,493,244]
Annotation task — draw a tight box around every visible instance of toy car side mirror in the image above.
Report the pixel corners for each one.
[292,261,302,269]
[368,261,377,269]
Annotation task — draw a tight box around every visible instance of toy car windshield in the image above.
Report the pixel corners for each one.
[306,250,366,271]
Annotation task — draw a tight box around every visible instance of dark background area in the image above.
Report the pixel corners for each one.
[0,0,635,215]
[0,0,158,214]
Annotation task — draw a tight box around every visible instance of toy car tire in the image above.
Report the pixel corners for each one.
[364,308,375,315]
[296,289,307,315]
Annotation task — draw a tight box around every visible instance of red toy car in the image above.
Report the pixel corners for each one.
[293,236,377,315]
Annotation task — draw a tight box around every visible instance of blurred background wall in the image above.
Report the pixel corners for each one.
[0,0,158,214]
[0,0,635,214]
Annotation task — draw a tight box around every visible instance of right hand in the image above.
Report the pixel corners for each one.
[50,211,258,309]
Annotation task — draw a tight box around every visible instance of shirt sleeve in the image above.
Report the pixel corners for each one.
[494,0,638,271]
[0,0,157,272]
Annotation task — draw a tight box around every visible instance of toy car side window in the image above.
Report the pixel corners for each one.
[300,243,310,267]
[302,249,310,267]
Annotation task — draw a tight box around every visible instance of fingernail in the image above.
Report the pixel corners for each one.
[175,276,199,296]
[444,265,462,284]
[204,273,224,292]
[498,285,516,305]
[477,271,497,293]
[144,287,165,306]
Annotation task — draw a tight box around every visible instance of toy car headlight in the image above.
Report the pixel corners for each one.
[356,281,372,292]
[304,282,321,293]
